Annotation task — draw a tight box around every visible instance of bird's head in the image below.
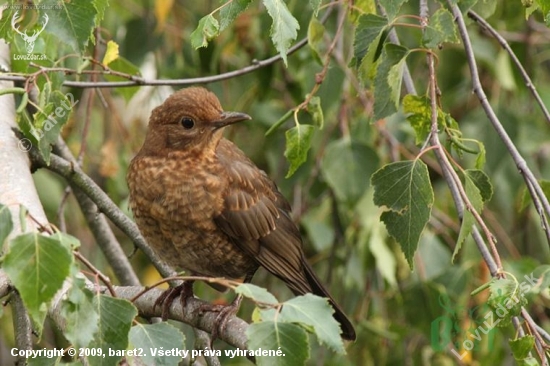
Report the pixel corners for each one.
[141,87,251,155]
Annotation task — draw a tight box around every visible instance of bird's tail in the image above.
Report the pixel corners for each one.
[293,258,357,341]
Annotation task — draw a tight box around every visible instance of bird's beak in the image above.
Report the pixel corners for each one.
[212,111,251,129]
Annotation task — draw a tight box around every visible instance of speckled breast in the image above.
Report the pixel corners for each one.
[128,153,258,279]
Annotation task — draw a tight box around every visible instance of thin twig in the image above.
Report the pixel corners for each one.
[467,11,550,127]
[376,0,416,94]
[522,309,550,365]
[74,251,117,297]
[449,1,550,362]
[417,0,502,275]
[466,10,550,246]
[0,37,310,88]
[450,2,550,246]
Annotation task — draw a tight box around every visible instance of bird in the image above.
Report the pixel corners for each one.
[127,86,356,341]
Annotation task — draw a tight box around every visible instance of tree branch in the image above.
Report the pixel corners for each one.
[109,285,249,351]
[52,138,141,287]
[467,10,550,127]
[466,10,550,246]
[0,37,309,89]
[11,292,32,366]
[450,2,550,247]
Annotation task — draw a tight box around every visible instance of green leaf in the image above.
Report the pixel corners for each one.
[307,96,324,128]
[510,335,536,360]
[422,9,460,49]
[0,6,15,43]
[373,44,408,120]
[262,0,300,66]
[235,283,279,304]
[89,295,138,366]
[466,169,493,203]
[535,0,550,14]
[93,0,109,24]
[280,294,345,354]
[308,17,325,64]
[387,54,408,111]
[104,57,141,102]
[495,49,517,91]
[475,139,486,169]
[487,278,527,327]
[403,94,443,145]
[28,356,61,366]
[321,138,379,204]
[190,14,220,49]
[472,0,498,19]
[379,0,409,20]
[371,160,434,267]
[518,357,540,366]
[520,180,550,211]
[368,220,398,286]
[0,204,13,247]
[284,124,315,178]
[34,90,75,164]
[60,274,99,349]
[41,0,97,52]
[220,0,252,31]
[3,233,73,335]
[247,322,309,366]
[51,231,81,251]
[310,0,322,16]
[353,14,388,74]
[348,0,377,22]
[532,265,550,290]
[535,0,550,22]
[128,323,185,366]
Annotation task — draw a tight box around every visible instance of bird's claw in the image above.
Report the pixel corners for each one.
[198,294,243,346]
[154,281,194,320]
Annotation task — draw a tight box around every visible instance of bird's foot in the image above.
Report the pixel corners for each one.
[198,294,243,344]
[154,281,194,320]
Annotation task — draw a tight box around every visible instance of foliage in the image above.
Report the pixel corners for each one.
[1,0,550,365]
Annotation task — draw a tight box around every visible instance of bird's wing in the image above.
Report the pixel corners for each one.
[214,140,312,294]
[215,140,358,341]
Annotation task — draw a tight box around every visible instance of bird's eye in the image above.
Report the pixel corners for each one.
[180,117,195,129]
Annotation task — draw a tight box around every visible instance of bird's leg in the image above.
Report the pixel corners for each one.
[198,273,252,344]
[198,294,243,345]
[154,280,195,320]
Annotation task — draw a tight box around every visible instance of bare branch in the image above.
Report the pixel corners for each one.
[52,139,141,287]
[0,37,309,89]
[194,328,222,366]
[467,10,550,127]
[11,292,32,366]
[109,285,249,351]
[449,2,550,247]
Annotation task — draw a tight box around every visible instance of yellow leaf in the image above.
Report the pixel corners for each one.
[155,0,175,31]
[102,40,119,66]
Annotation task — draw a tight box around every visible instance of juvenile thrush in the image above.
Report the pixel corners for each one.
[127,87,356,341]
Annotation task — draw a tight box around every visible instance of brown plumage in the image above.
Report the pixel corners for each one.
[127,87,356,341]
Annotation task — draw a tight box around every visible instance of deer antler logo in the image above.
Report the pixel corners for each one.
[11,11,49,54]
